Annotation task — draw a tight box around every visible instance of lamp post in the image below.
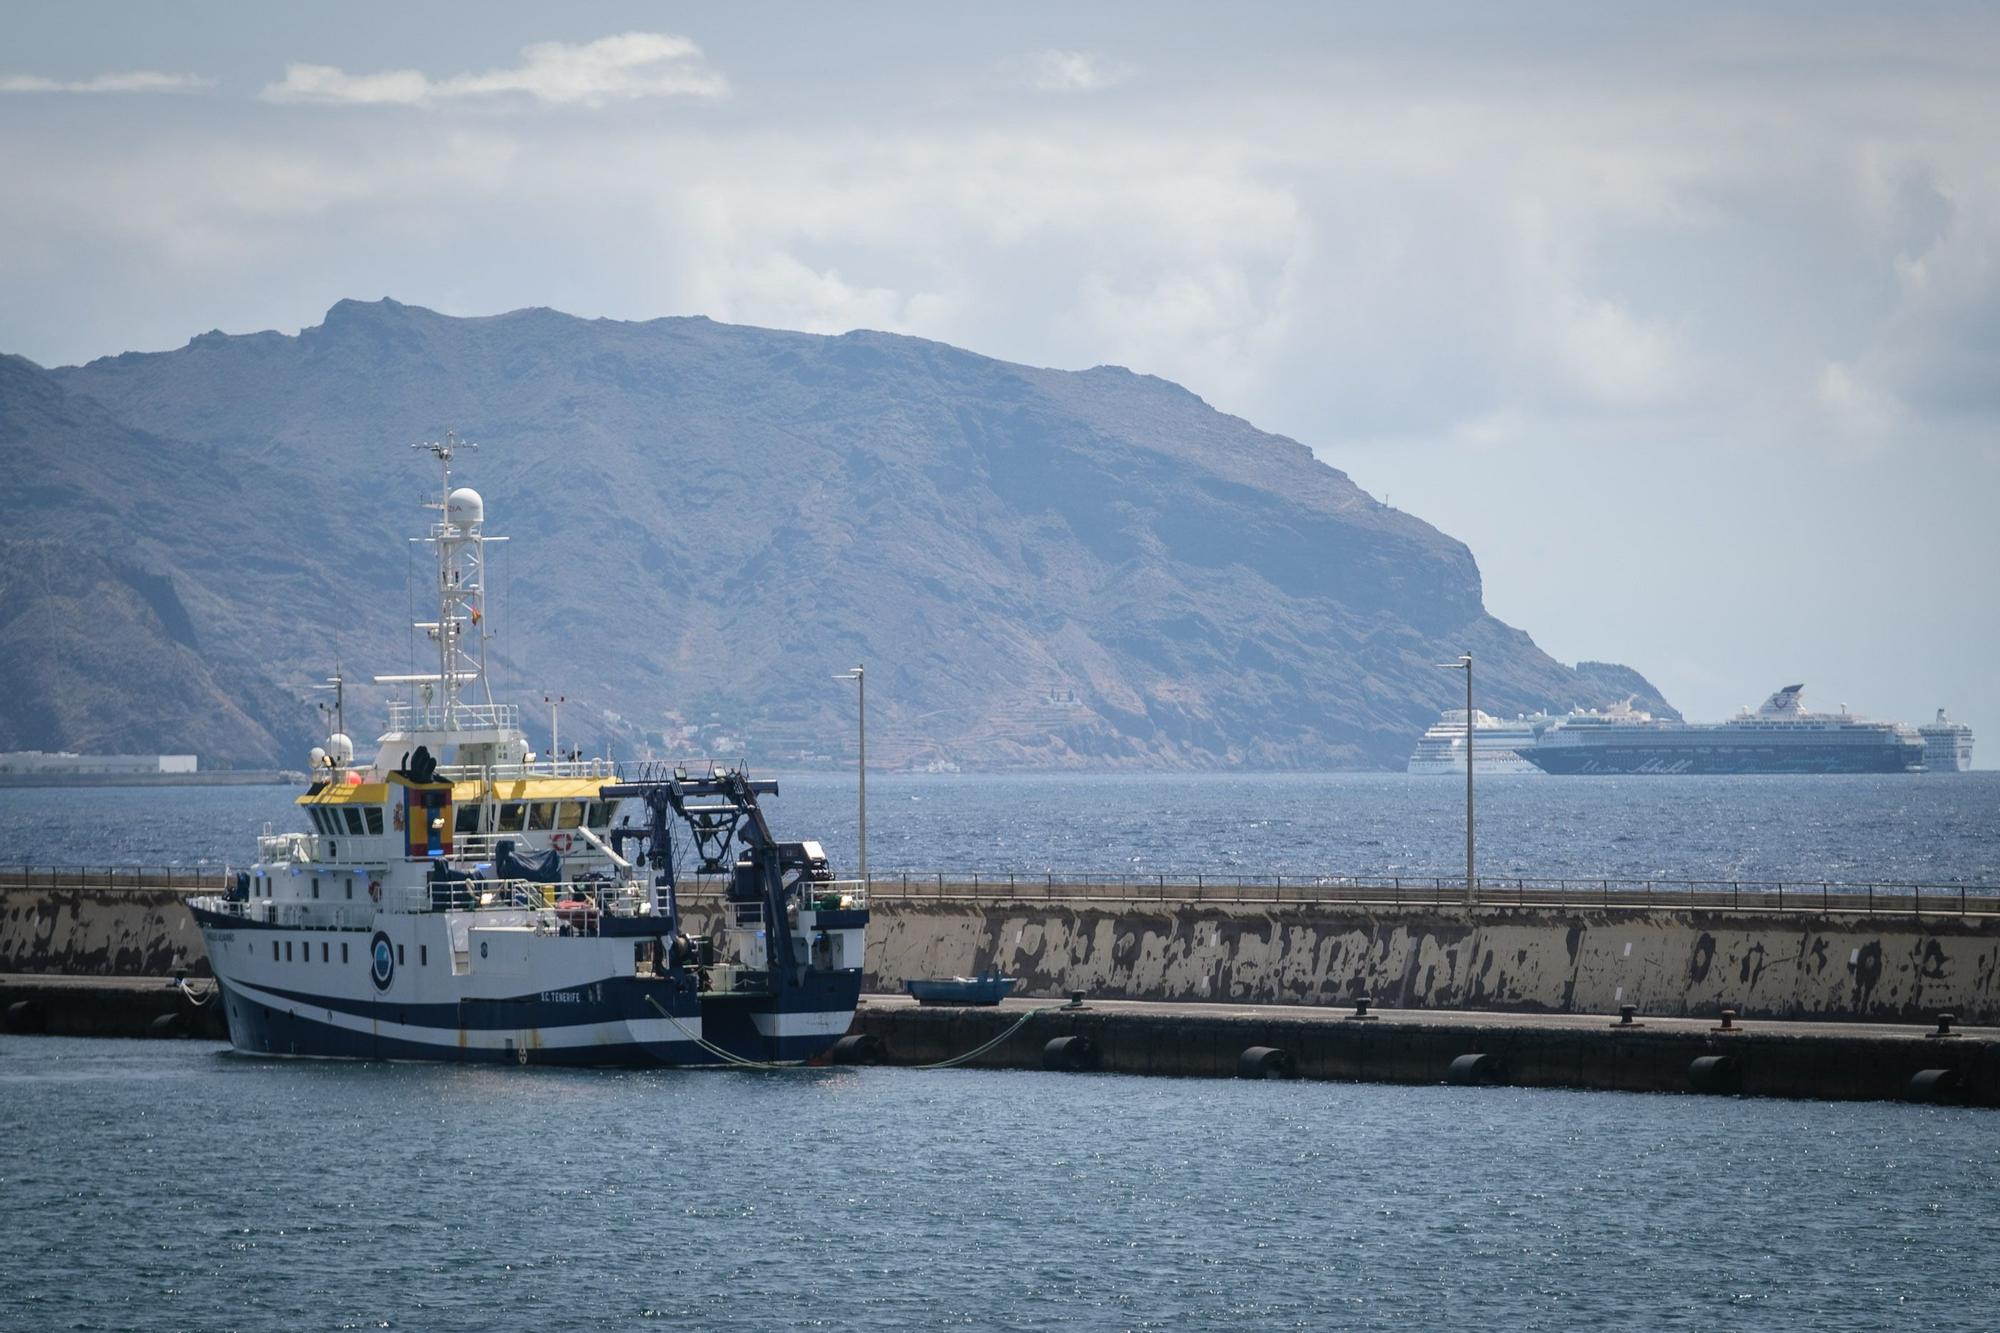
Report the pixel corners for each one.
[1436,653,1475,906]
[833,665,867,883]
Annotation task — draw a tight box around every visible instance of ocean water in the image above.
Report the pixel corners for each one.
[1,770,1995,887]
[5,777,1998,1329]
[1,1037,1996,1331]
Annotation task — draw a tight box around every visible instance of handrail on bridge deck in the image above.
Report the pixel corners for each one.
[2,865,1994,917]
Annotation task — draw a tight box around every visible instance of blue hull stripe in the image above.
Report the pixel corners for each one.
[245,975,699,1030]
[220,983,848,1066]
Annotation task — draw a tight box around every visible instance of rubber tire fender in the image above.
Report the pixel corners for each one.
[1688,1054,1743,1095]
[1041,1035,1097,1072]
[1447,1052,1507,1086]
[1237,1046,1297,1079]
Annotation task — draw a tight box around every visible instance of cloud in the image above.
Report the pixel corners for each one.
[260,32,725,108]
[0,71,211,95]
[1022,50,1132,93]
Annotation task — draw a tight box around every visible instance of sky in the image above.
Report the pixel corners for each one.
[3,2,1997,762]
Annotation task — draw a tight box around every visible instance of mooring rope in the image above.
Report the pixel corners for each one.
[643,992,803,1070]
[911,1002,1071,1070]
[643,992,1080,1072]
[173,978,214,1007]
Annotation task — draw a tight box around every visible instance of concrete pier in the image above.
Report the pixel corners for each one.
[4,975,1993,1107]
[1,974,228,1040]
[847,995,1999,1104]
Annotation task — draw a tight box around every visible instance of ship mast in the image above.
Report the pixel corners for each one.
[414,432,494,728]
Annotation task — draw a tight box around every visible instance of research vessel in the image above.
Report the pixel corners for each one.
[1525,685,1925,775]
[1406,709,1552,774]
[187,439,867,1064]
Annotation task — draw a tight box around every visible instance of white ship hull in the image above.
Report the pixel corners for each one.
[193,905,861,1066]
[1407,750,1543,775]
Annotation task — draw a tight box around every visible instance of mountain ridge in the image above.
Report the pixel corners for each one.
[2,301,1676,769]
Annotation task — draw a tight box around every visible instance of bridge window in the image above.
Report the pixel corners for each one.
[497,803,526,832]
[343,808,365,836]
[364,807,384,835]
[284,941,293,961]
[321,942,329,962]
[587,801,610,828]
[341,942,349,964]
[528,802,556,831]
[455,804,481,835]
[556,801,584,829]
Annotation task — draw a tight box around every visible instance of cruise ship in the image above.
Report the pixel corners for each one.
[186,439,868,1065]
[1919,709,1976,772]
[1407,710,1552,774]
[1525,685,1926,775]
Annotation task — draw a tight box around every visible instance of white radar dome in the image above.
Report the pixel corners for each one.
[309,746,329,770]
[328,733,355,765]
[447,487,485,530]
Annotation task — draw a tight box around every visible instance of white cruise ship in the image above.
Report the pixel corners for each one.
[1407,709,1553,775]
[1526,684,1925,775]
[1919,709,1975,772]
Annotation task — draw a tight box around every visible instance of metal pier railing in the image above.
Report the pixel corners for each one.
[4,865,1995,918]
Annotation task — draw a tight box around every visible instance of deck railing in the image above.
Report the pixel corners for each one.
[2,866,1993,916]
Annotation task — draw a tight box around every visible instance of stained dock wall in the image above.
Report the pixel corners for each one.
[7,883,1999,1024]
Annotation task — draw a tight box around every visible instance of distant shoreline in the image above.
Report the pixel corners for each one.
[0,772,302,789]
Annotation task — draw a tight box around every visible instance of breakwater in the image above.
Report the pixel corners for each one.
[3,977,1991,1106]
[848,996,1999,1105]
[7,873,2000,1023]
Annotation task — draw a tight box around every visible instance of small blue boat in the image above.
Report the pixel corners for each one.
[904,972,1017,1006]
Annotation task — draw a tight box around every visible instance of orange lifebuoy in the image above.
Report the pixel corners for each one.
[551,833,574,853]
[368,879,382,902]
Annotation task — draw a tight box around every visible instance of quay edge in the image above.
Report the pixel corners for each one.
[848,997,2000,1105]
[5,978,1996,1107]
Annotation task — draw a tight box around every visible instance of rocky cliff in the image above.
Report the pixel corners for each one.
[0,301,1674,768]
